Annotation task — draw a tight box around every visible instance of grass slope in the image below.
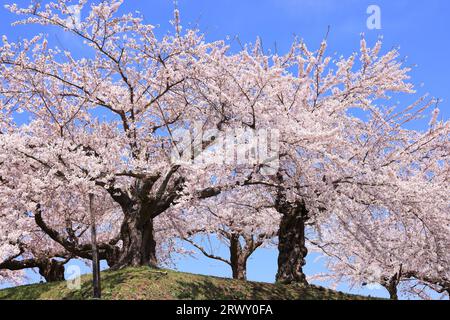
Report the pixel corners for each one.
[0,267,372,300]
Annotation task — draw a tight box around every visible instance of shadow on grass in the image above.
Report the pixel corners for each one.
[62,269,131,299]
[63,267,171,300]
[174,277,364,300]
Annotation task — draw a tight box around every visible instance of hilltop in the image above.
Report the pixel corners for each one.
[0,267,372,300]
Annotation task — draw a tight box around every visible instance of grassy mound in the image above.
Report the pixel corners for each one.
[0,267,372,300]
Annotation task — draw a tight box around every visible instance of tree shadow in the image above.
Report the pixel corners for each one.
[62,267,170,299]
[174,277,366,300]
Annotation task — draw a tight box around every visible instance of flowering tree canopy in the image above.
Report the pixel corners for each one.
[171,186,280,280]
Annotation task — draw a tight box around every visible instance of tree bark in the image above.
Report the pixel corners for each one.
[388,289,398,300]
[384,282,399,300]
[141,218,158,267]
[105,173,180,270]
[382,267,402,300]
[230,234,247,280]
[37,259,65,282]
[0,255,66,283]
[275,203,309,285]
[34,184,161,271]
[112,211,158,270]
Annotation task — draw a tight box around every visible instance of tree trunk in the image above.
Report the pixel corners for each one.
[229,234,247,280]
[231,262,247,280]
[112,212,158,270]
[385,283,398,300]
[382,269,402,300]
[38,259,65,282]
[389,289,398,300]
[276,203,309,285]
[141,218,158,267]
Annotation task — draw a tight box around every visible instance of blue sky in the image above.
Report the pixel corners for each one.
[1,0,449,299]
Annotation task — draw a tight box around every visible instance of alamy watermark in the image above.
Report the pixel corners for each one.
[66,264,81,290]
[171,123,280,175]
[364,265,384,290]
[367,5,382,30]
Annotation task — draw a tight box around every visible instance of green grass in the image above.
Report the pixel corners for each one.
[0,267,374,300]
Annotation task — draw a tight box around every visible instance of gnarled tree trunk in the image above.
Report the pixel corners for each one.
[106,172,184,270]
[387,286,398,300]
[382,267,402,300]
[38,259,66,282]
[383,281,399,300]
[0,256,66,283]
[112,213,157,270]
[275,202,309,285]
[34,185,162,271]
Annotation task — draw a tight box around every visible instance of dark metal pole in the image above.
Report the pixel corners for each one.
[89,193,101,299]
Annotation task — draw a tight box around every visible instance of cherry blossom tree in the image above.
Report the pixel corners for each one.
[0,197,69,283]
[0,0,447,294]
[170,186,280,280]
[0,179,121,281]
[309,192,449,300]
[0,0,232,270]
[307,136,449,299]
[197,37,449,285]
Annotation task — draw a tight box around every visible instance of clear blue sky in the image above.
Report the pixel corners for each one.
[1,0,449,299]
